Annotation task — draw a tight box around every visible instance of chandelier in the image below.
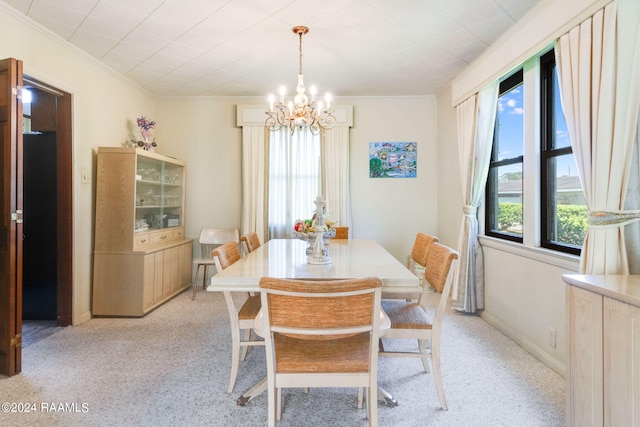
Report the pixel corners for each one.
[265,26,336,135]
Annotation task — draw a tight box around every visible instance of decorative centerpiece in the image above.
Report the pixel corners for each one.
[136,115,157,151]
[292,196,335,264]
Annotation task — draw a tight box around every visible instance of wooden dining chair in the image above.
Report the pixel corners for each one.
[191,227,239,299]
[409,232,438,276]
[240,232,261,255]
[384,232,439,302]
[260,276,383,427]
[379,242,458,410]
[213,241,264,393]
[333,226,349,239]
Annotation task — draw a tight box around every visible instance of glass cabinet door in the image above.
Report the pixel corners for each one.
[134,155,183,232]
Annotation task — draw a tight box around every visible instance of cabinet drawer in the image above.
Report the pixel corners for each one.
[172,227,184,239]
[150,230,173,245]
[134,233,151,249]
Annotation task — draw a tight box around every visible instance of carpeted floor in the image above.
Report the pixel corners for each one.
[0,289,565,426]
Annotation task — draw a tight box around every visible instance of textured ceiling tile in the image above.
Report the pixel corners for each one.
[2,0,30,14]
[0,0,542,96]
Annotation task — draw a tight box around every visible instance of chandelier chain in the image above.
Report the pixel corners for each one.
[298,30,303,75]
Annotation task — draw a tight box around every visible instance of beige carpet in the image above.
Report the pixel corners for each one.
[1,289,564,426]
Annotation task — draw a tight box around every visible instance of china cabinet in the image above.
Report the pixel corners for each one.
[92,147,192,316]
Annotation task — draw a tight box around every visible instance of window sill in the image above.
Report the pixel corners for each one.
[478,235,580,271]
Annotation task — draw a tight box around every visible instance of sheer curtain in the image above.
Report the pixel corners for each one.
[453,81,499,313]
[241,126,268,243]
[555,0,640,274]
[322,126,351,230]
[268,128,321,238]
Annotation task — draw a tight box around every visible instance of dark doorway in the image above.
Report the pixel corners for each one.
[23,131,57,320]
[21,80,73,331]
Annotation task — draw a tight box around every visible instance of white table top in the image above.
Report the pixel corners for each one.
[207,238,419,294]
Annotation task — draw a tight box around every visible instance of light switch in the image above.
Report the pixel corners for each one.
[81,169,90,184]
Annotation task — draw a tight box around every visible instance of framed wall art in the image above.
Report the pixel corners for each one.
[369,142,417,178]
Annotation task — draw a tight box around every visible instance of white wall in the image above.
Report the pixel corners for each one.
[157,95,438,264]
[343,96,438,261]
[155,96,243,243]
[0,5,155,324]
[435,86,463,250]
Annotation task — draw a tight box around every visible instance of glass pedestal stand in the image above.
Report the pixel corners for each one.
[308,196,332,265]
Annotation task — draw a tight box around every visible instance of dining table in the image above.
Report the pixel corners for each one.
[206,238,421,406]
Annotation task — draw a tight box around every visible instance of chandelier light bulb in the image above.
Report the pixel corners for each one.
[310,85,317,101]
[268,94,275,112]
[325,93,332,109]
[279,86,286,103]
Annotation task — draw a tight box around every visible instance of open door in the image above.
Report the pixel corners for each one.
[0,58,24,376]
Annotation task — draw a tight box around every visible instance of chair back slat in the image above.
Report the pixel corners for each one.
[411,233,438,267]
[267,293,375,331]
[333,226,349,239]
[260,277,382,340]
[212,241,241,270]
[199,228,239,259]
[424,242,458,294]
[240,232,262,253]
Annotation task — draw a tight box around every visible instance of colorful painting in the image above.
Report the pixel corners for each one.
[369,142,417,178]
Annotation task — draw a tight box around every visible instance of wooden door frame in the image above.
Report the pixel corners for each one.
[23,77,73,327]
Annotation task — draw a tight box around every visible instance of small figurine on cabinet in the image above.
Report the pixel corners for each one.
[136,115,158,152]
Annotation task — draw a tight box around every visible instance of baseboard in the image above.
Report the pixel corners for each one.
[480,310,566,378]
[74,310,92,326]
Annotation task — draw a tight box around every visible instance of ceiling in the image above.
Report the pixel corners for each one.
[3,0,542,97]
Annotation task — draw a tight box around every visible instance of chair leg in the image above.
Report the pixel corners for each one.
[191,265,201,300]
[267,383,277,427]
[276,388,282,421]
[418,339,431,373]
[431,338,447,410]
[358,387,363,409]
[202,265,208,289]
[368,385,378,427]
[240,329,250,361]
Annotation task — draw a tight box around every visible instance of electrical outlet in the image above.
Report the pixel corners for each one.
[548,327,556,348]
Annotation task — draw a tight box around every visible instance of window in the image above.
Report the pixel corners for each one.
[268,128,321,238]
[540,50,586,255]
[486,70,524,242]
[483,49,586,254]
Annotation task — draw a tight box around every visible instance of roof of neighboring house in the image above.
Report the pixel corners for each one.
[498,175,582,194]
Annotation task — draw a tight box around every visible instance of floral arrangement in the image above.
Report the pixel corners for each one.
[136,115,157,151]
